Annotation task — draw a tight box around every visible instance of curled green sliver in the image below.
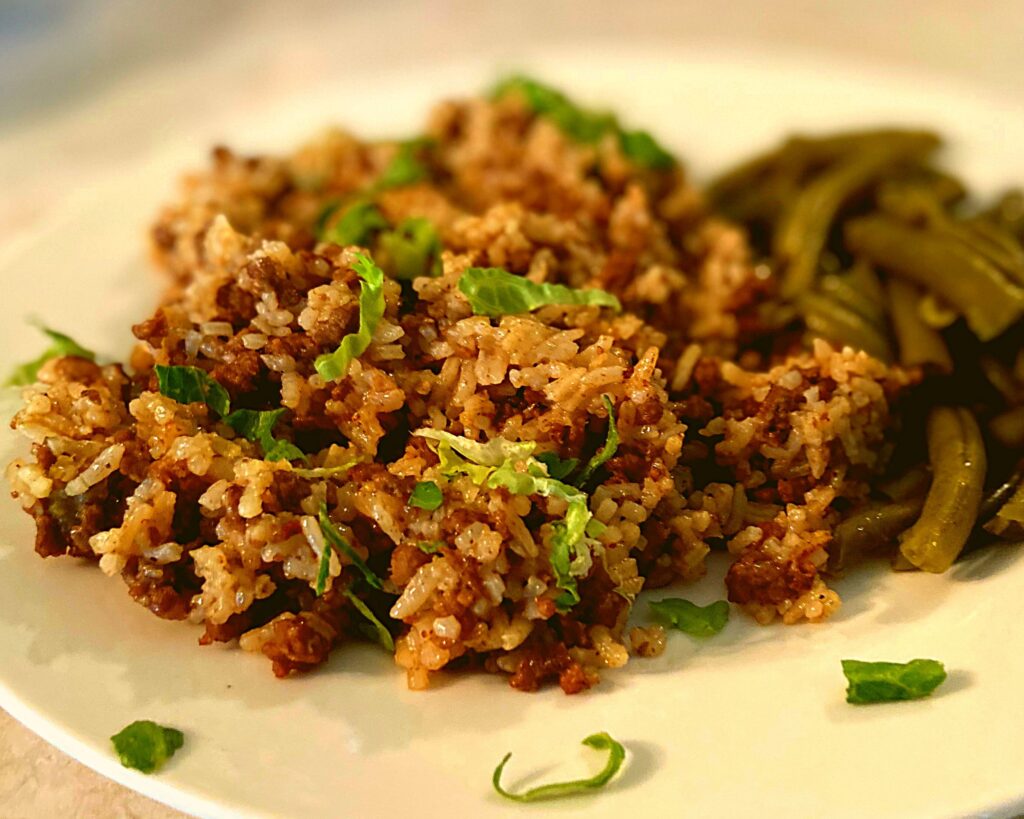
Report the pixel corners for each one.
[492,732,625,802]
[314,253,386,382]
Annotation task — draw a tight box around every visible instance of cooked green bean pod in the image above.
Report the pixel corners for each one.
[979,461,1024,526]
[886,278,953,372]
[989,406,1024,449]
[830,495,926,570]
[775,133,939,299]
[898,407,986,572]
[984,481,1024,539]
[846,215,1024,340]
[984,189,1024,242]
[879,464,932,501]
[800,291,893,362]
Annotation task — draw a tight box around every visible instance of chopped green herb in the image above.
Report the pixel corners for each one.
[492,75,616,143]
[458,267,621,318]
[492,731,625,802]
[416,541,444,554]
[314,537,333,597]
[110,720,184,774]
[492,75,675,169]
[617,129,676,170]
[223,408,306,463]
[841,659,948,704]
[413,428,594,608]
[154,365,231,418]
[575,395,619,486]
[315,201,342,238]
[535,450,579,481]
[320,200,389,246]
[154,367,304,462]
[318,502,383,590]
[343,588,395,651]
[379,217,443,280]
[649,598,730,637]
[6,324,97,387]
[375,139,430,190]
[314,253,386,382]
[409,480,443,510]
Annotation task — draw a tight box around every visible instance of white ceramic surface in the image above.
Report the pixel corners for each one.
[1,48,1023,819]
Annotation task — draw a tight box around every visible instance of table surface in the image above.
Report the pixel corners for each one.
[2,2,1022,817]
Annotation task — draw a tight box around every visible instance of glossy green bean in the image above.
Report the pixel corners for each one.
[886,278,953,372]
[775,133,939,298]
[984,481,1024,540]
[846,215,1024,340]
[800,292,893,362]
[898,407,986,572]
[830,495,926,570]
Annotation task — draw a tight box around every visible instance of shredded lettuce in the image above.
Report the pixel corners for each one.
[492,732,625,802]
[415,428,536,467]
[343,588,395,651]
[291,456,363,480]
[110,720,184,774]
[314,536,333,596]
[492,75,675,169]
[318,501,383,590]
[320,200,389,246]
[154,365,305,462]
[575,395,619,486]
[649,598,730,637]
[314,253,386,382]
[413,428,593,607]
[379,217,443,280]
[416,541,444,555]
[154,364,232,417]
[841,659,947,704]
[6,323,97,387]
[409,480,443,511]
[458,267,621,318]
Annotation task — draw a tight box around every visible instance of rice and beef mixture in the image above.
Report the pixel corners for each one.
[6,80,920,693]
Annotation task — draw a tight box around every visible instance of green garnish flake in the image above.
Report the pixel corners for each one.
[154,364,231,417]
[458,267,621,318]
[492,731,625,802]
[492,75,675,169]
[575,395,619,486]
[320,200,389,246]
[649,598,730,637]
[416,541,444,554]
[535,451,579,481]
[314,253,386,382]
[841,659,948,704]
[343,588,395,652]
[314,536,333,597]
[154,365,305,462]
[376,139,430,190]
[318,501,383,590]
[413,429,594,608]
[110,720,184,774]
[409,480,443,511]
[223,408,306,463]
[6,323,97,387]
[380,217,443,280]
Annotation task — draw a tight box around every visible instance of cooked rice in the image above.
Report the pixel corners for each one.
[5,87,915,692]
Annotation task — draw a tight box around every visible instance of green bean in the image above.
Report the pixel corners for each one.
[984,189,1024,242]
[830,495,926,570]
[886,278,953,372]
[775,133,939,298]
[898,407,986,572]
[846,215,1024,340]
[980,356,1021,404]
[800,291,893,362]
[990,406,1024,449]
[979,461,1024,525]
[819,271,887,330]
[984,481,1024,539]
[879,464,932,501]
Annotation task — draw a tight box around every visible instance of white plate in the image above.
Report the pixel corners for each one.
[2,47,1024,819]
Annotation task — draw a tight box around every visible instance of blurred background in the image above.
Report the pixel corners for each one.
[2,0,1023,241]
[1,2,1022,816]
